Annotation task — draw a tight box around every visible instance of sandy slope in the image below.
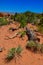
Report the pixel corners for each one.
[0,23,43,65]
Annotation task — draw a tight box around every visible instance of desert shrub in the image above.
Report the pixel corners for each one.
[16,46,22,55]
[20,14,27,28]
[19,31,26,38]
[6,46,22,62]
[40,44,43,53]
[26,41,36,51]
[35,43,41,52]
[26,41,41,53]
[14,13,21,22]
[20,19,27,28]
[14,13,27,28]
[38,26,43,34]
[0,17,8,26]
[6,48,16,61]
[37,17,43,34]
[26,41,36,48]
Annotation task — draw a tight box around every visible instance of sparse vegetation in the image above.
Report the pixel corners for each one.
[16,46,22,55]
[26,41,43,53]
[19,31,26,38]
[37,17,43,34]
[6,46,22,62]
[0,17,8,26]
[6,48,16,61]
[26,41,36,52]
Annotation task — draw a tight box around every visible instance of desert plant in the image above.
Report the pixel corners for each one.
[26,41,36,51]
[19,31,26,38]
[0,17,8,26]
[37,17,43,34]
[35,43,41,52]
[20,19,27,28]
[38,26,43,34]
[26,40,42,53]
[6,46,22,62]
[26,41,36,48]
[16,46,22,55]
[6,48,16,61]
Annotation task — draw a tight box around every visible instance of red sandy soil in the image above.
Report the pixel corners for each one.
[0,23,43,65]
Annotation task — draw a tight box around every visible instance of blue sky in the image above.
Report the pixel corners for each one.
[0,0,43,13]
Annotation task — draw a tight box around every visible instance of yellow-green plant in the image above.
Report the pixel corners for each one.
[6,48,16,61]
[16,46,22,55]
[6,46,22,62]
[0,17,8,26]
[26,41,41,53]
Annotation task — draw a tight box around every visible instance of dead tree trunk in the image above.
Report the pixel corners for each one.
[26,27,40,42]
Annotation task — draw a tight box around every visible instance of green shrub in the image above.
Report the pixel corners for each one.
[20,19,27,28]
[6,46,22,62]
[38,26,43,34]
[6,48,16,61]
[26,41,36,51]
[19,31,26,38]
[37,17,43,34]
[16,46,22,55]
[35,43,41,52]
[26,41,41,53]
[26,41,36,48]
[0,17,8,26]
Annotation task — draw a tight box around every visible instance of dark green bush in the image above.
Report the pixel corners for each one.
[20,19,27,28]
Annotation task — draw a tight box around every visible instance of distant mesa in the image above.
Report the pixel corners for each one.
[0,12,11,17]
